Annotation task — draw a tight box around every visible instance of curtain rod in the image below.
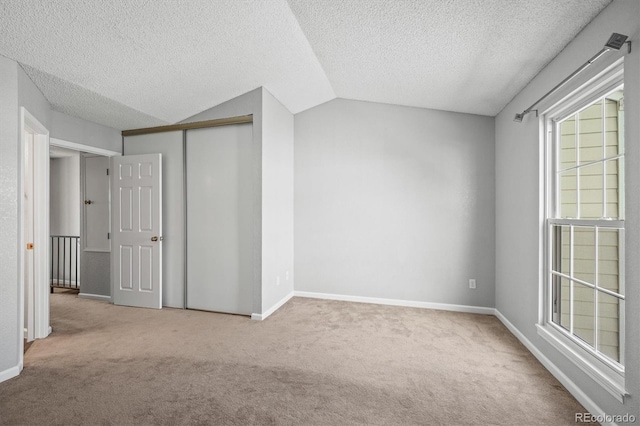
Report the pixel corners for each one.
[514,33,631,122]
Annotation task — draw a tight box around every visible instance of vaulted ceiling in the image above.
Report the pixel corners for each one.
[0,0,611,130]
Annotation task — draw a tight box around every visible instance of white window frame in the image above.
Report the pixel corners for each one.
[537,60,628,402]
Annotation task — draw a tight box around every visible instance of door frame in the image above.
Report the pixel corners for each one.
[18,108,49,369]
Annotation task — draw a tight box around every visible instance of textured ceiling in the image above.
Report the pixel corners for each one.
[0,0,334,128]
[0,0,611,130]
[286,0,612,116]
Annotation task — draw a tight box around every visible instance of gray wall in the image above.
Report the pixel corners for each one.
[294,98,495,307]
[0,56,21,377]
[79,253,110,297]
[18,64,50,129]
[495,0,639,418]
[262,88,295,311]
[50,155,80,236]
[50,110,121,153]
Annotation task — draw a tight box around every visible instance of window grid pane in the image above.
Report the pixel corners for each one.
[597,291,621,363]
[549,223,623,297]
[556,91,623,221]
[573,282,594,345]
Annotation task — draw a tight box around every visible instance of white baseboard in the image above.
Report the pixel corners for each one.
[0,365,21,384]
[252,291,294,321]
[293,291,495,315]
[78,293,111,302]
[494,310,613,426]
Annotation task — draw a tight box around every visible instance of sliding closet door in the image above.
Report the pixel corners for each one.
[186,123,253,315]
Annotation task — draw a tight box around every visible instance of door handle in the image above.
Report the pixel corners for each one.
[84,200,93,205]
[151,236,163,242]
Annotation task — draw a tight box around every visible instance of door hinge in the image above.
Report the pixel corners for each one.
[106,168,109,175]
[107,232,110,240]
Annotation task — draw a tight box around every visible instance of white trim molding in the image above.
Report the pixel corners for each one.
[0,365,21,384]
[537,324,627,402]
[251,291,294,321]
[18,107,51,385]
[495,310,616,425]
[294,291,495,315]
[50,137,120,157]
[78,293,111,302]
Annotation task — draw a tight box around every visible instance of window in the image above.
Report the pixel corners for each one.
[539,63,626,401]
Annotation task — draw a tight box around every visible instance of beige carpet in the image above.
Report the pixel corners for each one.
[0,294,594,425]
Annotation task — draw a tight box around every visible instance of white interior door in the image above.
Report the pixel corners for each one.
[111,154,163,309]
[123,131,185,309]
[186,124,253,315]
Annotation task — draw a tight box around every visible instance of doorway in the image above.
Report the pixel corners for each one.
[49,139,119,303]
[48,148,112,301]
[18,109,120,369]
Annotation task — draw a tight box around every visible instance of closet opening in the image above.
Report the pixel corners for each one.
[121,115,255,315]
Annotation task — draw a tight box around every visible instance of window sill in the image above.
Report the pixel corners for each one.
[536,323,627,403]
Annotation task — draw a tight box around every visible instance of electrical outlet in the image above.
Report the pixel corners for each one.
[469,279,477,289]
